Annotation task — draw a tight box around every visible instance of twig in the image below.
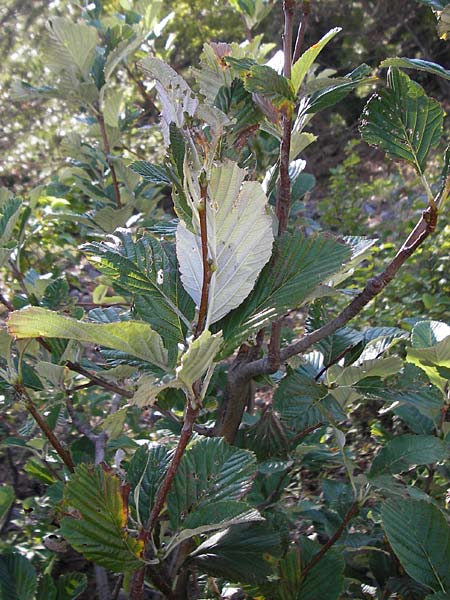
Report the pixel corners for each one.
[131,174,213,598]
[111,575,124,600]
[196,179,212,334]
[292,0,311,64]
[66,362,133,399]
[15,384,75,473]
[97,112,122,209]
[268,0,297,372]
[301,501,359,579]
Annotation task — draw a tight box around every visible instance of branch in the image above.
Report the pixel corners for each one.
[196,179,212,334]
[131,175,213,598]
[292,0,311,64]
[15,384,75,473]
[268,0,297,371]
[97,112,122,209]
[301,501,359,579]
[240,204,438,380]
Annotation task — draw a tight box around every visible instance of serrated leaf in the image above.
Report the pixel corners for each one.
[291,28,342,93]
[44,18,98,79]
[360,68,443,174]
[0,553,37,600]
[0,195,22,245]
[412,320,450,348]
[245,65,295,111]
[7,306,168,369]
[381,499,450,592]
[55,573,87,599]
[104,34,143,81]
[177,161,274,326]
[168,437,256,529]
[217,233,351,356]
[60,464,144,572]
[127,445,172,527]
[139,57,198,144]
[164,504,263,558]
[381,57,450,81]
[129,161,171,185]
[189,522,281,584]
[84,231,194,364]
[273,367,331,434]
[0,485,14,527]
[370,434,446,477]
[297,537,345,600]
[407,323,450,390]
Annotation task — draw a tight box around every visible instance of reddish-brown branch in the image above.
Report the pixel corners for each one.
[97,112,122,209]
[301,501,359,579]
[196,181,212,334]
[16,385,75,473]
[131,177,212,598]
[268,0,297,372]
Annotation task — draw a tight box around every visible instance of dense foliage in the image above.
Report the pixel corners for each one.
[1,1,449,599]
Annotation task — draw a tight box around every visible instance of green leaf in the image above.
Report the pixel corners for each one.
[129,161,171,185]
[370,434,447,477]
[412,320,450,348]
[60,464,144,572]
[218,233,351,356]
[193,43,233,103]
[44,18,98,79]
[360,68,443,174]
[297,537,345,600]
[56,573,87,600]
[273,367,331,434]
[0,195,22,246]
[168,437,256,529]
[381,499,450,592]
[0,485,14,526]
[426,594,450,600]
[244,65,295,111]
[291,28,342,93]
[177,161,274,326]
[84,231,194,364]
[189,522,281,584]
[127,445,172,527]
[36,575,57,600]
[176,329,223,392]
[0,553,37,600]
[7,306,168,369]
[380,57,450,82]
[103,89,123,128]
[407,321,450,390]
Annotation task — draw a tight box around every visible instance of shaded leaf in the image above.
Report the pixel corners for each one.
[360,68,443,174]
[381,57,450,82]
[369,434,446,477]
[381,499,450,592]
[168,437,256,529]
[218,233,351,356]
[60,464,144,572]
[0,553,37,600]
[189,522,281,584]
[127,445,172,527]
